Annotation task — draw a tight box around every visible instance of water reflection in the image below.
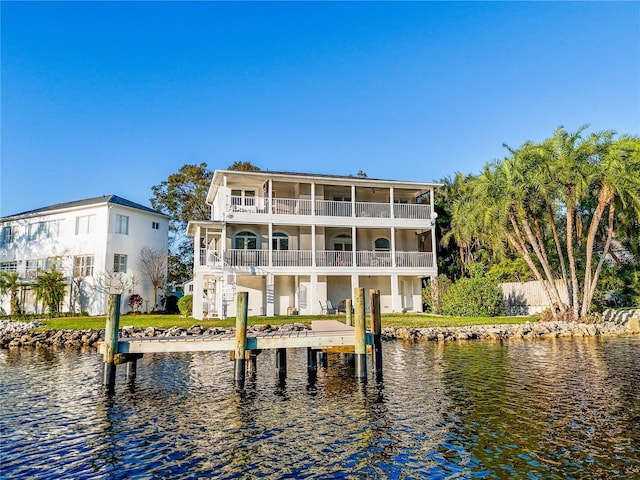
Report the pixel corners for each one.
[1,337,638,479]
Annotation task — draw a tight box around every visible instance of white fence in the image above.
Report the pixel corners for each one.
[500,280,570,315]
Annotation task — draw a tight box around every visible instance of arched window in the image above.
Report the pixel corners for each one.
[234,231,257,250]
[374,237,390,251]
[332,233,352,251]
[272,232,289,251]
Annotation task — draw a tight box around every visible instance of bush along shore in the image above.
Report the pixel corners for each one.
[1,315,638,350]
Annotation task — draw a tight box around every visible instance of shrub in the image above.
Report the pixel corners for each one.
[441,270,504,317]
[177,295,193,316]
[422,275,451,314]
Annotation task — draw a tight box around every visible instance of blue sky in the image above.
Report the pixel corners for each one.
[2,1,639,216]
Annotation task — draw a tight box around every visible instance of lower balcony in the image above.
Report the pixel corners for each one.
[200,249,434,269]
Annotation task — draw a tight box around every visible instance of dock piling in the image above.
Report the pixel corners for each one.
[370,289,383,379]
[234,292,249,386]
[307,348,317,376]
[354,287,367,379]
[102,293,121,389]
[276,348,287,379]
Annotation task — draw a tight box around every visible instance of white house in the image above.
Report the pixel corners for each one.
[187,170,439,319]
[0,195,169,315]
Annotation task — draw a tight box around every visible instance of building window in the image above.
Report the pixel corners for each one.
[152,221,160,230]
[374,238,390,251]
[231,189,256,207]
[332,233,352,251]
[1,226,15,245]
[272,232,289,251]
[75,215,95,235]
[234,231,257,250]
[115,215,129,235]
[0,261,18,273]
[74,255,94,277]
[28,220,60,241]
[113,254,127,273]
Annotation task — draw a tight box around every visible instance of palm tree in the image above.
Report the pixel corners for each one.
[0,271,22,315]
[32,266,66,316]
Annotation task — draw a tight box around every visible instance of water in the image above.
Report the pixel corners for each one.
[1,337,639,479]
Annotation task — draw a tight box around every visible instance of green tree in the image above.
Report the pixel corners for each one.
[32,266,66,316]
[0,271,22,315]
[451,126,640,320]
[150,161,261,283]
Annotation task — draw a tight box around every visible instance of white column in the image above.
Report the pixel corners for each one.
[351,274,359,296]
[391,274,400,313]
[268,178,273,213]
[390,186,395,218]
[268,223,273,267]
[352,225,357,267]
[193,273,204,321]
[351,184,356,217]
[311,274,319,314]
[266,273,275,316]
[311,182,316,216]
[391,226,396,267]
[312,224,317,267]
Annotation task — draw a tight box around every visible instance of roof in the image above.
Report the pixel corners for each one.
[207,169,441,203]
[1,195,168,221]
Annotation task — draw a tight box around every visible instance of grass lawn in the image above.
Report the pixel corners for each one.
[35,312,538,331]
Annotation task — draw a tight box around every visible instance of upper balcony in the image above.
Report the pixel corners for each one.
[222,196,433,226]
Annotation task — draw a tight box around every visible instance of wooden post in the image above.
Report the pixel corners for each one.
[345,299,353,326]
[234,292,248,386]
[319,351,328,368]
[103,293,121,388]
[276,348,287,379]
[125,359,137,381]
[354,287,367,379]
[247,350,260,376]
[307,347,317,376]
[370,289,383,379]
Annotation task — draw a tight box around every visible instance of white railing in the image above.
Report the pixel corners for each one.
[271,198,313,216]
[394,203,432,219]
[202,248,433,269]
[225,249,269,267]
[355,202,391,218]
[316,250,354,267]
[314,200,352,217]
[357,251,392,267]
[272,250,313,267]
[395,252,434,268]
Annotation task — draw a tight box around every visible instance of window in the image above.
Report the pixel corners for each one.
[332,233,352,251]
[75,215,95,235]
[152,221,160,230]
[234,231,257,250]
[1,226,15,245]
[0,261,18,273]
[115,215,129,235]
[74,255,94,277]
[28,220,60,241]
[272,232,289,251]
[231,189,256,207]
[374,238,390,251]
[113,254,127,273]
[25,258,61,278]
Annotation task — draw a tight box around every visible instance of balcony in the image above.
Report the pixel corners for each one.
[228,196,432,220]
[200,249,434,269]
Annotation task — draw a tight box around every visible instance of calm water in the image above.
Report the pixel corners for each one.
[1,337,639,479]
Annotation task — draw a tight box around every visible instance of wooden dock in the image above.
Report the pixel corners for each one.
[100,289,382,389]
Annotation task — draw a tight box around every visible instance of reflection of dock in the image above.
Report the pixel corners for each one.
[100,289,383,390]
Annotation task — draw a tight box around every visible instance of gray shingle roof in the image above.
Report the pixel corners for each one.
[2,195,168,220]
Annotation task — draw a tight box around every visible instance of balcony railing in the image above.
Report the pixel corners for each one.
[202,249,433,269]
[226,197,432,220]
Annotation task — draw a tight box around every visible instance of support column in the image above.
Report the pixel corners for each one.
[391,274,400,313]
[102,293,121,389]
[234,292,248,387]
[276,348,287,379]
[391,226,396,268]
[307,348,317,375]
[354,287,367,379]
[266,273,275,317]
[311,274,319,314]
[370,289,383,379]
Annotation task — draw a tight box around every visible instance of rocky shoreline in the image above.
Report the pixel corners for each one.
[1,317,638,350]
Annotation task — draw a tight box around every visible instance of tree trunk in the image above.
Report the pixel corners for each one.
[583,202,615,316]
[581,187,611,317]
[547,203,569,294]
[565,202,580,319]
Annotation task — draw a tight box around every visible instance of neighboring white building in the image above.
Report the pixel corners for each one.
[0,195,169,315]
[187,170,439,319]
